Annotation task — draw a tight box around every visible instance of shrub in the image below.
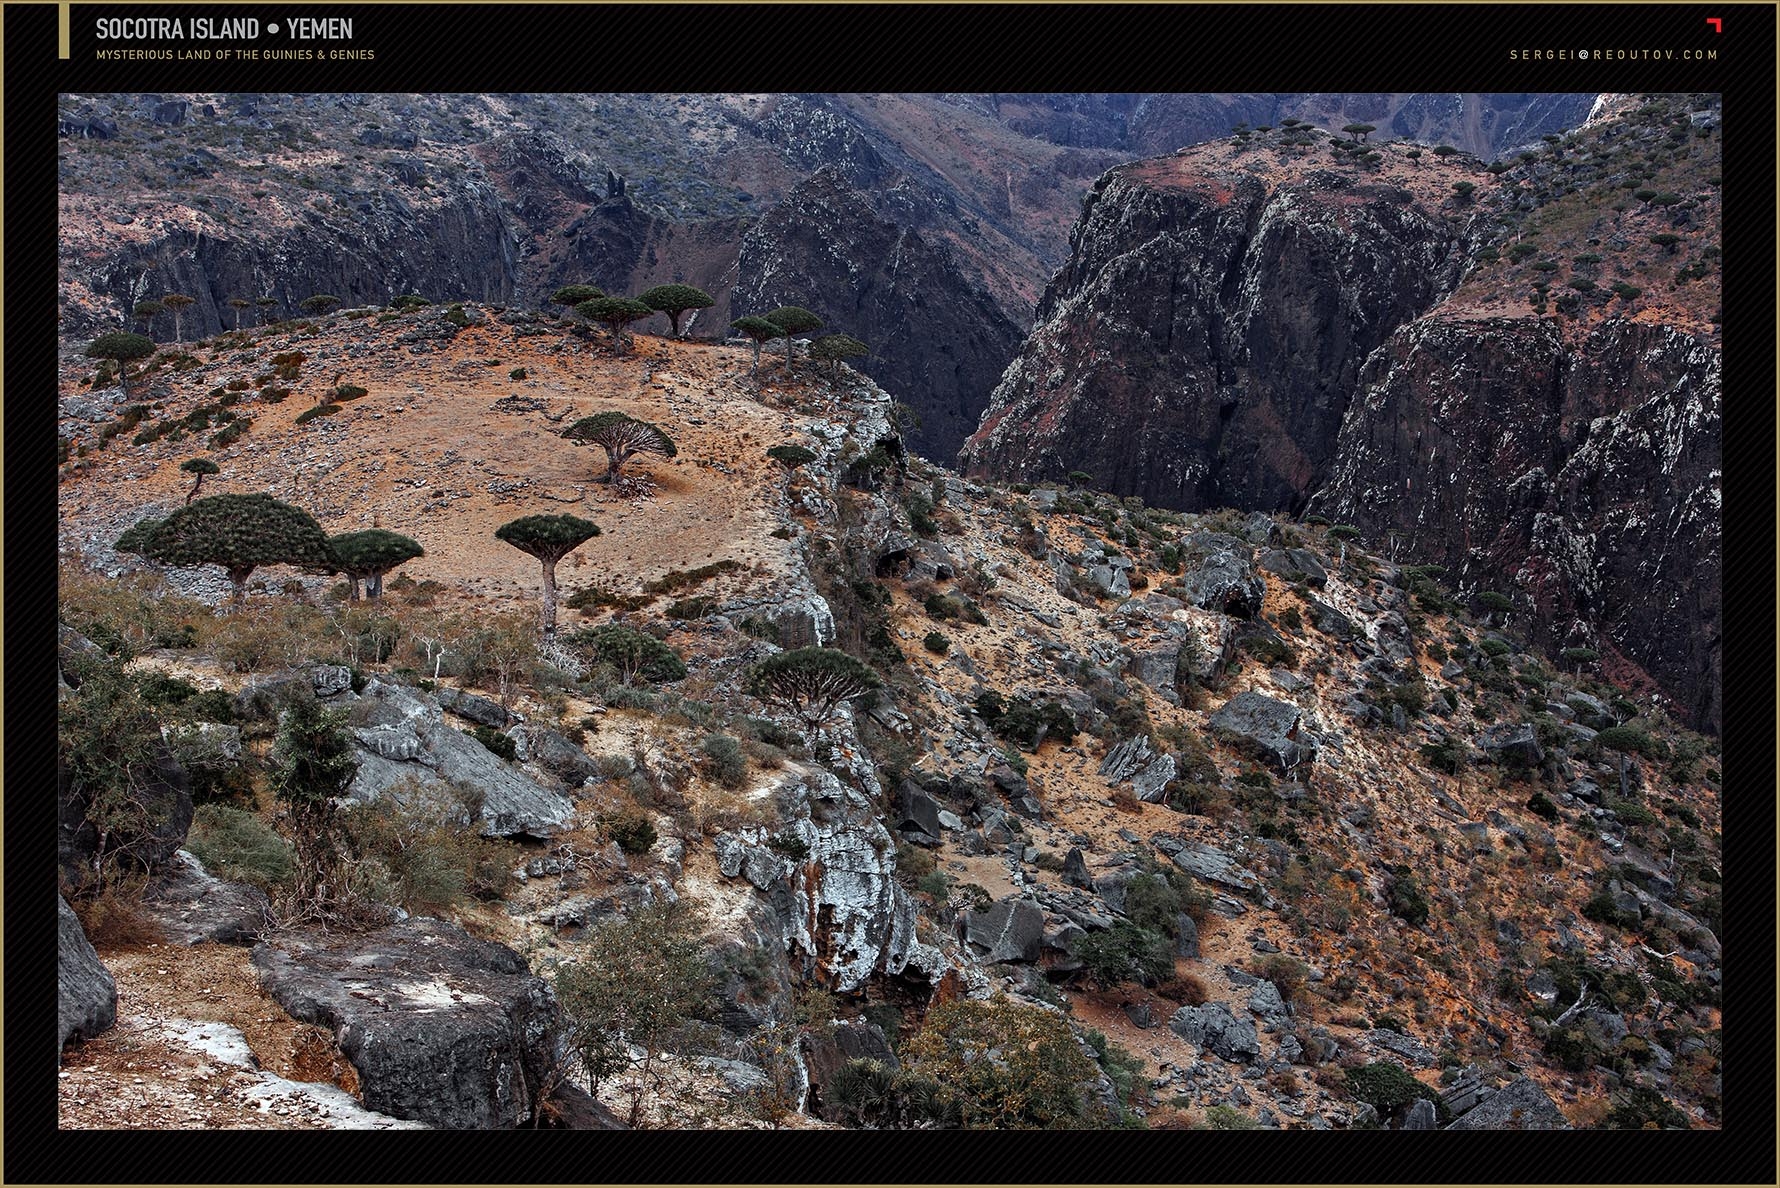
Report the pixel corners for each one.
[1526,791,1560,821]
[1345,1062,1440,1118]
[186,804,294,894]
[470,725,516,760]
[702,733,748,789]
[333,384,368,402]
[1387,865,1430,925]
[899,997,1104,1129]
[294,403,340,425]
[1604,1086,1690,1130]
[923,631,950,656]
[605,809,657,855]
[509,367,528,380]
[1074,921,1175,987]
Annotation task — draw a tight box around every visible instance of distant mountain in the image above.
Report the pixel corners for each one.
[58,92,1598,462]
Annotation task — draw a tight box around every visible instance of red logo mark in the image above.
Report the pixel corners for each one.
[1706,17,1722,32]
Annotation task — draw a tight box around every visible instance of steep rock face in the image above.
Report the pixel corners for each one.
[71,185,518,343]
[962,161,1461,508]
[59,896,118,1050]
[732,170,1025,464]
[714,767,949,994]
[1312,317,1721,732]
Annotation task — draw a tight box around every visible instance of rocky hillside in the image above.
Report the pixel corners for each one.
[57,92,1597,463]
[963,94,1721,733]
[57,311,1720,1130]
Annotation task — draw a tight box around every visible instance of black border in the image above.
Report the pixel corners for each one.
[10,2,1775,1182]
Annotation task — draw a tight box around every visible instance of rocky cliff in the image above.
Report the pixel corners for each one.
[732,170,1027,463]
[965,97,1721,730]
[1312,317,1721,733]
[961,155,1464,509]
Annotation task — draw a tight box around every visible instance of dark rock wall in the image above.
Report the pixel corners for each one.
[733,170,1025,464]
[1312,318,1721,733]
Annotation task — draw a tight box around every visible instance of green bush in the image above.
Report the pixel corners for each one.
[186,803,294,894]
[294,403,340,425]
[702,733,748,789]
[1074,921,1175,987]
[509,368,528,380]
[1387,865,1430,925]
[923,631,950,656]
[136,671,199,706]
[1604,1086,1690,1130]
[333,384,368,402]
[470,725,516,760]
[1526,791,1560,821]
[1345,1062,1441,1119]
[606,809,657,855]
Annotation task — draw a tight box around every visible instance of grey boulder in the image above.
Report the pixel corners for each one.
[1477,722,1544,767]
[1177,534,1267,618]
[141,850,271,945]
[963,897,1045,964]
[1169,1001,1261,1062]
[253,917,562,1129]
[347,679,574,839]
[1209,691,1316,772]
[1444,1076,1571,1130]
[59,895,117,1050]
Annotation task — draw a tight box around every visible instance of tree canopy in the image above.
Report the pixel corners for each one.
[763,307,824,370]
[136,493,333,602]
[810,333,868,377]
[495,514,600,635]
[179,457,220,504]
[575,296,654,350]
[114,516,166,555]
[567,624,687,686]
[767,444,817,471]
[329,529,424,599]
[730,316,784,373]
[640,284,715,337]
[744,646,880,740]
[563,412,678,483]
[87,332,156,396]
[550,284,604,308]
[300,294,342,315]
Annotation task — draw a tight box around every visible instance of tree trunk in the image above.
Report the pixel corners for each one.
[751,340,761,373]
[348,575,362,601]
[229,566,252,604]
[368,572,383,600]
[603,446,620,483]
[186,475,201,505]
[783,335,795,374]
[668,311,683,337]
[117,362,131,398]
[540,558,559,637]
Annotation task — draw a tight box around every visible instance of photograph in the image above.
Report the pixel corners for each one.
[24,1,1751,1162]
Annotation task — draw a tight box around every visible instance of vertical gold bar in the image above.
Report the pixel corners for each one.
[60,1,72,58]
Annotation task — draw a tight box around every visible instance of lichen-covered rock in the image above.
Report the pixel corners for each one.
[59,895,117,1050]
[962,898,1045,964]
[140,850,271,945]
[252,917,561,1130]
[1169,1000,1261,1062]
[714,767,951,993]
[347,679,573,839]
[1444,1076,1571,1130]
[1176,534,1267,618]
[1477,722,1544,767]
[1209,690,1316,772]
